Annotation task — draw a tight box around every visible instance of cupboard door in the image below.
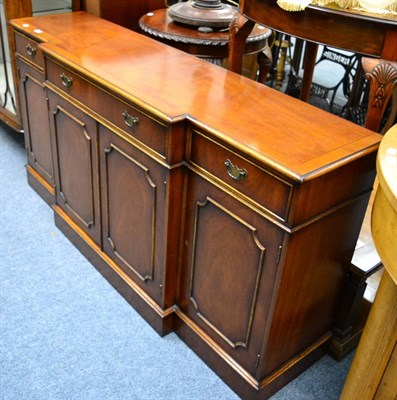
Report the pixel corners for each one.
[18,60,53,185]
[179,171,285,374]
[99,126,167,305]
[48,93,100,245]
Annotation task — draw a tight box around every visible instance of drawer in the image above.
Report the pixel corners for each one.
[14,31,44,70]
[190,130,293,221]
[45,59,168,157]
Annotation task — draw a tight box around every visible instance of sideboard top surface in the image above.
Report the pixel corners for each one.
[11,12,382,181]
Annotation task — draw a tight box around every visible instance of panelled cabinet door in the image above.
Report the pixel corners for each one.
[179,171,285,375]
[99,126,167,306]
[48,92,101,245]
[17,60,53,185]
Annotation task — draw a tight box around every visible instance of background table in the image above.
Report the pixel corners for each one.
[229,0,397,129]
[139,8,272,81]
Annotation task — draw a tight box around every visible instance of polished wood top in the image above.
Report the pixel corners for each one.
[11,12,382,181]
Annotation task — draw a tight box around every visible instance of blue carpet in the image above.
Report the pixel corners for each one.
[0,121,353,399]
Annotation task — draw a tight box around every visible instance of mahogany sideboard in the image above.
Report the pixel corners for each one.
[11,12,382,399]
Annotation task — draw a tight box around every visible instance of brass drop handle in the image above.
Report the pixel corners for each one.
[60,72,73,88]
[26,43,37,57]
[122,111,140,129]
[224,159,248,181]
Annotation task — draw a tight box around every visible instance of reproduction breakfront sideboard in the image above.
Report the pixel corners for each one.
[11,12,382,399]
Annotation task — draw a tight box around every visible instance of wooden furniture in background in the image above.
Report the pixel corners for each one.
[11,12,382,399]
[0,0,32,131]
[341,124,397,400]
[328,184,383,359]
[83,0,166,31]
[167,0,237,28]
[15,26,55,203]
[229,0,397,130]
[362,57,397,134]
[139,8,271,80]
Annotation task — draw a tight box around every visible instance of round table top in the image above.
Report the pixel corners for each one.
[374,123,397,284]
[377,124,397,214]
[139,8,271,49]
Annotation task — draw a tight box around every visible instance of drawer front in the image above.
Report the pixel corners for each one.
[46,59,168,157]
[190,130,293,221]
[14,31,44,70]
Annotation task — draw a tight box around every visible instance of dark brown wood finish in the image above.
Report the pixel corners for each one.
[16,33,54,204]
[99,124,168,305]
[178,169,285,374]
[10,12,383,399]
[99,0,166,31]
[17,62,52,180]
[48,92,101,245]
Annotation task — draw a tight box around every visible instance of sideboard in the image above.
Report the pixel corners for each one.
[11,12,382,399]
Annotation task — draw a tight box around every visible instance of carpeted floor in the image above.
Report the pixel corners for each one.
[0,121,353,399]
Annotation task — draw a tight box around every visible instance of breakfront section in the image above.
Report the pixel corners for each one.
[176,126,377,399]
[15,29,54,204]
[44,54,185,335]
[178,170,286,373]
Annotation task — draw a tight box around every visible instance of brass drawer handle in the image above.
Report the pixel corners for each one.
[26,43,37,57]
[60,72,73,88]
[122,111,140,129]
[224,159,248,181]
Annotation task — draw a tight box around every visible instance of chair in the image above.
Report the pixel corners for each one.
[362,57,397,134]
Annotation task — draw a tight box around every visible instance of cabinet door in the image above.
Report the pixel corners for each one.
[99,126,167,305]
[48,92,100,245]
[179,171,285,375]
[18,60,53,186]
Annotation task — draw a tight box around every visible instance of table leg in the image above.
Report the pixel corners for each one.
[257,45,272,84]
[300,41,318,102]
[273,38,289,90]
